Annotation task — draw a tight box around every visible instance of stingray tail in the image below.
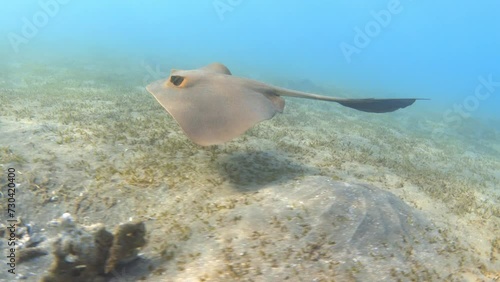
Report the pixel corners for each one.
[335,98,420,113]
[273,86,428,113]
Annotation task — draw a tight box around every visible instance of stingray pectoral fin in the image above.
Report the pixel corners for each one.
[146,73,285,146]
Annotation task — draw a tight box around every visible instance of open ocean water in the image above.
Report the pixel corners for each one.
[0,1,499,281]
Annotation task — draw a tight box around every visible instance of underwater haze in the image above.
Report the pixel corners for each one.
[2,0,500,117]
[1,1,500,281]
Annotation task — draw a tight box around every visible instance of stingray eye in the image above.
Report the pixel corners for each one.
[170,75,185,86]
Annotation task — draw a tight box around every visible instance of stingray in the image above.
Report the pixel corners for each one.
[146,63,426,146]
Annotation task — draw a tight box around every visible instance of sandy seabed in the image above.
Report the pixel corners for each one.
[0,56,499,281]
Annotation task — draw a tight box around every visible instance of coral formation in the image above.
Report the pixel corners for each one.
[105,221,146,274]
[41,214,146,282]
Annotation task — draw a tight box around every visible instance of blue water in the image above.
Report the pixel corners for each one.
[2,2,500,280]
[2,0,500,118]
